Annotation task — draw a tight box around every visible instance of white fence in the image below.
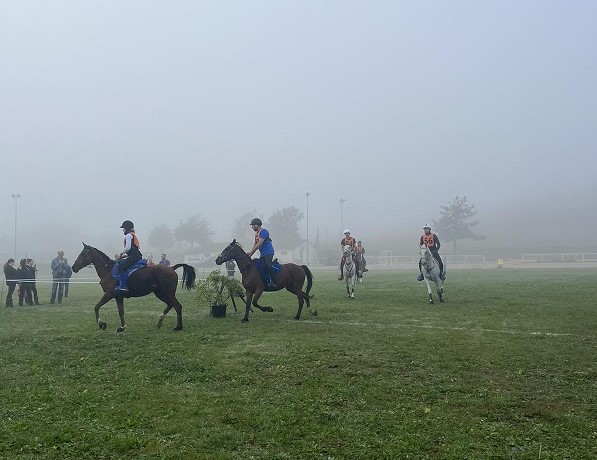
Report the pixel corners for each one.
[521,253,597,263]
[368,254,486,265]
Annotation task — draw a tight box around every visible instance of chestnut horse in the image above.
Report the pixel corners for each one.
[72,243,196,332]
[215,240,316,322]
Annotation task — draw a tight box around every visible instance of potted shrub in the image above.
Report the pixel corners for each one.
[195,270,244,317]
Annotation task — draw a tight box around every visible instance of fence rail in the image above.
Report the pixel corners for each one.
[521,253,597,263]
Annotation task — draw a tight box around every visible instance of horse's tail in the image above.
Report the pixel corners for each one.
[172,263,197,290]
[301,265,314,298]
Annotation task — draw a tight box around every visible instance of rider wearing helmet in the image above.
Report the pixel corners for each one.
[116,220,143,292]
[418,224,445,281]
[338,229,361,280]
[355,240,367,272]
[247,218,277,289]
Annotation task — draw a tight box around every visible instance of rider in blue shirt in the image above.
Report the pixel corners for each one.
[246,217,277,289]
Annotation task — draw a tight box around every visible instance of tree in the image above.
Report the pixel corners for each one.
[268,207,304,249]
[432,196,485,252]
[231,210,262,246]
[147,224,174,252]
[174,214,213,249]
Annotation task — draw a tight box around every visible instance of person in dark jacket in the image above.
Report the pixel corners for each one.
[50,250,69,304]
[17,259,34,306]
[3,258,18,307]
[27,259,41,305]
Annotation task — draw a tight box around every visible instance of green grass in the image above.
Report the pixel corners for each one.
[1,269,596,459]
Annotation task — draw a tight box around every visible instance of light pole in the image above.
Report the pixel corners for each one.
[339,198,346,235]
[12,194,20,260]
[305,192,311,264]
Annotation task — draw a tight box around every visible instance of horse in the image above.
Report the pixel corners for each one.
[342,245,357,298]
[419,245,445,304]
[215,240,316,322]
[71,243,196,332]
[354,250,365,283]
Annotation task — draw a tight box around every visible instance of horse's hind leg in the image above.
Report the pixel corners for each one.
[157,305,172,329]
[115,297,127,333]
[424,279,434,304]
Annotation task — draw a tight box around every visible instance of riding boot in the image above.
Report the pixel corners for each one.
[438,260,445,280]
[116,272,129,292]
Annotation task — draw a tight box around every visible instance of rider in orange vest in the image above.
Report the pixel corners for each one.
[116,220,143,293]
[338,229,361,280]
[418,224,445,281]
[355,240,367,272]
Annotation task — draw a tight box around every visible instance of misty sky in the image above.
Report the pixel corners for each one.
[1,1,596,257]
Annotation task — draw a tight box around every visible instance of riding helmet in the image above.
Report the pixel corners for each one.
[423,224,431,230]
[344,229,351,234]
[250,218,262,226]
[121,220,135,231]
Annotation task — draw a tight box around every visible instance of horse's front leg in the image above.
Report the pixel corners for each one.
[242,291,254,322]
[438,283,445,303]
[94,292,114,331]
[424,278,433,304]
[252,291,273,313]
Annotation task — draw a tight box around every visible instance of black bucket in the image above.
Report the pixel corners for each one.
[210,304,227,318]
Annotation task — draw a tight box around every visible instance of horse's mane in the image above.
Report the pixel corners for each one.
[89,246,116,265]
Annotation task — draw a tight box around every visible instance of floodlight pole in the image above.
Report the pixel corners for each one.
[305,192,311,264]
[339,198,346,236]
[12,193,20,260]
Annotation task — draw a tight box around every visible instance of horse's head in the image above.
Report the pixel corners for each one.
[419,245,432,259]
[72,243,93,273]
[343,245,352,255]
[215,239,239,265]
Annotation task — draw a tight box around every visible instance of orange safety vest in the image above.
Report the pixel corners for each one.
[355,245,365,254]
[421,233,436,248]
[124,231,140,249]
[341,236,356,250]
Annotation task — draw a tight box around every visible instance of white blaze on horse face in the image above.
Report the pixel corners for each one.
[343,245,351,254]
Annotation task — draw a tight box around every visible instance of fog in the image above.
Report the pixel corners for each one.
[1,1,596,264]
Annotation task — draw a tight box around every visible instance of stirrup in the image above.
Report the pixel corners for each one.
[439,273,446,280]
[417,274,424,281]
[338,274,344,280]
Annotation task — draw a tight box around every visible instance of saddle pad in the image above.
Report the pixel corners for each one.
[112,259,148,281]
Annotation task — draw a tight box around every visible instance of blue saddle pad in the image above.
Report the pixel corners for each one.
[112,259,148,281]
[253,258,281,288]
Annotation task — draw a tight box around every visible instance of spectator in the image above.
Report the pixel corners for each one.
[225,259,236,277]
[50,250,69,304]
[64,260,73,298]
[17,259,34,306]
[3,258,18,307]
[159,253,171,267]
[147,255,155,266]
[27,259,41,305]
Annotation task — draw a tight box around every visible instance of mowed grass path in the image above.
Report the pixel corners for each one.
[1,268,595,459]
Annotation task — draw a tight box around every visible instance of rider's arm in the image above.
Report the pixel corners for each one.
[248,238,264,257]
[120,234,132,257]
[434,236,441,251]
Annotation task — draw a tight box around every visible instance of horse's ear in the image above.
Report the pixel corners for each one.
[82,242,87,247]
[232,239,236,244]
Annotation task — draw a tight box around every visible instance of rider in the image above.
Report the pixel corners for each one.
[116,220,143,293]
[247,217,277,289]
[417,224,445,281]
[355,240,367,272]
[338,229,361,280]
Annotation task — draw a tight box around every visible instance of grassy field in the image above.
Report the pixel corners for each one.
[1,268,595,459]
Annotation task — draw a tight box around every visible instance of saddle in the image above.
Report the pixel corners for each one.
[253,258,281,291]
[111,258,148,282]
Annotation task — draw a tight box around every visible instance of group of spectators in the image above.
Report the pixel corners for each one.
[3,250,72,307]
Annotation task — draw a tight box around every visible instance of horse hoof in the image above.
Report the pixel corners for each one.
[172,326,182,331]
[429,301,434,305]
[440,299,445,303]
[309,309,318,316]
[99,322,107,331]
[241,318,249,323]
[266,307,274,312]
[116,327,125,333]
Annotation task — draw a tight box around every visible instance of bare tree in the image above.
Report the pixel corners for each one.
[433,196,485,252]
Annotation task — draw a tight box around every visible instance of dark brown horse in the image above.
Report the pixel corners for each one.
[72,243,196,332]
[215,240,316,322]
